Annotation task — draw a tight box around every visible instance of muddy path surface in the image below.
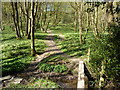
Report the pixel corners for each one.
[2,30,82,88]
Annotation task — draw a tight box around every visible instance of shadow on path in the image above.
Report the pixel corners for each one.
[3,30,79,88]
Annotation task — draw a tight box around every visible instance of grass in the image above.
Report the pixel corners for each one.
[5,78,60,88]
[50,24,93,58]
[58,34,90,57]
[51,24,120,88]
[38,55,68,73]
[39,63,68,73]
[1,26,46,76]
[49,23,77,35]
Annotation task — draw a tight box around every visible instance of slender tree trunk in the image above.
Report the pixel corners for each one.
[43,6,47,32]
[78,3,83,44]
[27,11,31,39]
[40,11,43,31]
[26,11,29,36]
[26,2,31,39]
[74,11,77,32]
[86,11,89,29]
[37,7,42,29]
[45,19,50,33]
[94,6,99,38]
[25,2,29,36]
[19,7,24,36]
[20,17,24,36]
[11,2,20,39]
[41,3,50,33]
[15,2,21,38]
[31,1,36,56]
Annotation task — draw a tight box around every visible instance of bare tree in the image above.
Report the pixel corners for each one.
[30,1,37,56]
[11,2,21,38]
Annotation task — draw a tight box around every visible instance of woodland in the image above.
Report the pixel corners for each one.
[1,1,120,89]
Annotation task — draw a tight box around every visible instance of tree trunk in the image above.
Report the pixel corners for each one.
[19,7,24,36]
[31,1,36,56]
[27,10,31,39]
[26,2,31,39]
[25,2,29,36]
[11,2,20,39]
[94,6,99,38]
[14,2,21,38]
[74,11,77,32]
[78,3,83,44]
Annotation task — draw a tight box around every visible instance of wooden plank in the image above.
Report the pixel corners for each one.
[77,61,88,88]
[0,75,12,81]
[77,61,85,88]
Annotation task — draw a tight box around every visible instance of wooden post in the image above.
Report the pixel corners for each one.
[77,61,88,88]
[87,48,90,63]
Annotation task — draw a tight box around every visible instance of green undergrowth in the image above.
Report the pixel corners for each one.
[51,24,120,87]
[39,64,67,73]
[50,24,93,58]
[4,78,60,88]
[38,55,68,73]
[52,24,120,87]
[1,26,46,76]
[56,32,93,57]
[49,23,76,35]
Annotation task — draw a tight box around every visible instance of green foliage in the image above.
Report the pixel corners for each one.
[39,64,54,72]
[61,14,74,23]
[31,78,60,88]
[57,33,89,57]
[53,65,68,73]
[89,25,120,86]
[6,84,31,88]
[50,24,93,57]
[6,78,59,88]
[1,26,46,76]
[49,23,75,35]
[39,64,67,73]
[51,23,120,87]
[40,55,67,64]
[38,55,68,73]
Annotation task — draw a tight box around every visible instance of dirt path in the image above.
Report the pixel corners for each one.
[2,30,83,88]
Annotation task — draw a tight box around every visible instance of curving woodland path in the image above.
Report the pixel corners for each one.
[2,30,85,88]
